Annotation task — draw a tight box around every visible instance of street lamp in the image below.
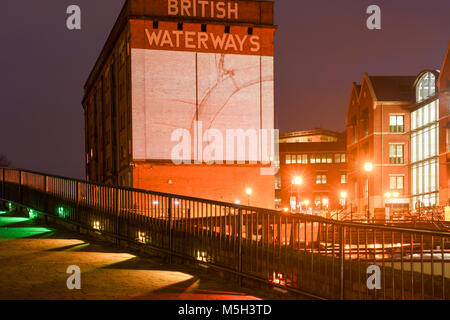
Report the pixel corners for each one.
[340,191,348,220]
[292,176,303,213]
[246,188,253,206]
[364,162,373,222]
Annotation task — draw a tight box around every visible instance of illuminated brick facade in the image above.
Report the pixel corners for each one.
[82,0,276,208]
[346,74,414,219]
[276,129,348,214]
[346,42,450,219]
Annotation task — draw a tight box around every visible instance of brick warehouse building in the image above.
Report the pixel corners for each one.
[275,129,348,214]
[346,74,414,219]
[82,0,277,208]
[346,42,450,220]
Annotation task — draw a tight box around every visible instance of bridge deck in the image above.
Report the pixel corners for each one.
[0,213,284,300]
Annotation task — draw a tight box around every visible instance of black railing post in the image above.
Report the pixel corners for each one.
[19,170,22,208]
[339,224,345,300]
[76,181,80,233]
[238,208,243,286]
[115,187,119,246]
[168,197,173,264]
[43,174,48,223]
[1,168,5,206]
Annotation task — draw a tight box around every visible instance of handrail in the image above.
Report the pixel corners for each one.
[3,167,450,237]
[2,167,450,300]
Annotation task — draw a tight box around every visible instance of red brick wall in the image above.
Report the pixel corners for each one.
[132,163,275,208]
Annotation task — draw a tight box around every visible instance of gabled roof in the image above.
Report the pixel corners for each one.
[368,75,416,102]
[279,128,343,140]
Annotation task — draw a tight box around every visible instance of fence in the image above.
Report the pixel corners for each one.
[1,167,450,300]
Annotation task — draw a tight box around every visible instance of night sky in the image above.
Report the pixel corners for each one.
[0,0,449,179]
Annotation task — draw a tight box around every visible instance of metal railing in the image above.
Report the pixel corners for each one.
[1,167,450,300]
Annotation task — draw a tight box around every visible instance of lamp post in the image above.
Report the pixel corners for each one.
[340,191,348,221]
[292,176,303,213]
[246,188,253,206]
[364,162,373,223]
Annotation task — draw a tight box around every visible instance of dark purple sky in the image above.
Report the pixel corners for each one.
[0,0,449,179]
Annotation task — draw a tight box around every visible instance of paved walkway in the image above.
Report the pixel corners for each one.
[0,212,289,300]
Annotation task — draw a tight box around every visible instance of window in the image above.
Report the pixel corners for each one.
[341,174,347,184]
[153,21,159,29]
[201,24,207,32]
[390,176,404,190]
[390,115,404,133]
[314,193,329,209]
[362,119,369,137]
[285,155,291,165]
[310,154,321,164]
[248,27,253,35]
[225,25,230,34]
[316,175,327,184]
[177,23,183,31]
[335,153,346,163]
[416,72,436,103]
[298,154,308,164]
[275,175,281,190]
[389,144,404,164]
[447,129,450,152]
[320,154,332,164]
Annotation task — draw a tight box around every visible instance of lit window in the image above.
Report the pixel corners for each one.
[416,72,436,103]
[335,153,346,163]
[327,154,332,163]
[390,176,404,190]
[286,155,291,164]
[275,175,281,190]
[316,175,327,184]
[390,115,404,133]
[335,154,341,163]
[302,154,308,164]
[291,155,297,164]
[389,144,404,164]
[341,174,347,184]
[447,129,450,152]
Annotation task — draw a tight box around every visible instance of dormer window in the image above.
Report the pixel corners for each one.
[416,72,436,103]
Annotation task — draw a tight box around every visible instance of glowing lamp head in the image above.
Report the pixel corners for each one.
[283,208,289,212]
[246,188,253,196]
[304,200,310,206]
[385,192,392,198]
[235,200,241,204]
[364,162,374,172]
[393,192,400,198]
[292,177,303,185]
[340,191,348,199]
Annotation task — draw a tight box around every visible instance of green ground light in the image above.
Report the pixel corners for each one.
[57,206,69,219]
[0,226,52,239]
[0,216,52,239]
[28,209,39,220]
[0,217,30,227]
